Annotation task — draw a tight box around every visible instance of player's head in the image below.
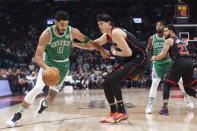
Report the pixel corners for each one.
[54,11,69,35]
[164,24,176,39]
[96,13,112,34]
[156,21,165,34]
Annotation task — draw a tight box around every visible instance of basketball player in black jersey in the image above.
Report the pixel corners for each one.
[152,24,197,115]
[94,13,147,123]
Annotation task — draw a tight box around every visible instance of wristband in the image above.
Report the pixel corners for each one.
[83,36,89,44]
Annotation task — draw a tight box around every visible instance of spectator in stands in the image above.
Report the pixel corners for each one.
[7,68,18,95]
[26,71,37,88]
[90,71,100,88]
[81,77,89,89]
[17,69,31,95]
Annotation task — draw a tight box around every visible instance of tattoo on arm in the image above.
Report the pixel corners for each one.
[162,40,171,52]
[154,39,172,60]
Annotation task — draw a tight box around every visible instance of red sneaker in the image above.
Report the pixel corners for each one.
[113,112,128,122]
[100,113,116,123]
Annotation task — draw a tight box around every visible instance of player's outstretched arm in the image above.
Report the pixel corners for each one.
[93,33,108,46]
[71,41,93,50]
[71,28,109,58]
[71,27,94,49]
[151,38,173,61]
[34,28,50,69]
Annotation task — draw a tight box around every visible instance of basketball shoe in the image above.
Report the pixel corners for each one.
[35,99,48,117]
[6,112,22,127]
[113,112,128,122]
[184,95,194,109]
[146,105,153,114]
[158,107,169,116]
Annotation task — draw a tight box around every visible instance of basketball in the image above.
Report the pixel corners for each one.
[42,67,60,87]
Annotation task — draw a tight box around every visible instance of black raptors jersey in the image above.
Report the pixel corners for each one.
[169,37,190,60]
[106,27,146,61]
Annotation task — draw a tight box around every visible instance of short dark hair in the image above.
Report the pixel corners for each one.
[157,20,165,26]
[97,13,111,22]
[54,11,69,21]
[165,24,176,33]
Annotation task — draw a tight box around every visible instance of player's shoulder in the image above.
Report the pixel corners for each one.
[149,35,154,40]
[39,27,51,43]
[71,27,80,34]
[41,27,51,37]
[112,28,125,37]
[165,38,174,46]
[166,37,174,42]
[112,27,122,33]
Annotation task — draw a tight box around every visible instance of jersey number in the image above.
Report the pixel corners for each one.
[57,46,64,53]
[178,44,189,55]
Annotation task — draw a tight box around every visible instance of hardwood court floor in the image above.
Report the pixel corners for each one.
[0,88,197,131]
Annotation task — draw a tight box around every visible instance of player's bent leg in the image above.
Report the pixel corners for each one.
[184,87,197,98]
[146,78,161,114]
[7,84,45,127]
[108,69,127,114]
[146,67,161,114]
[178,78,194,109]
[35,76,65,116]
[100,76,118,123]
[102,63,132,123]
[158,81,171,116]
[6,69,45,127]
[45,89,58,105]
[148,78,161,99]
[24,82,45,104]
[35,89,58,116]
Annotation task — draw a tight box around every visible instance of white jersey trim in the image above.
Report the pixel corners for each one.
[52,25,67,38]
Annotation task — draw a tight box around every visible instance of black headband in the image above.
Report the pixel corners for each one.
[97,13,111,22]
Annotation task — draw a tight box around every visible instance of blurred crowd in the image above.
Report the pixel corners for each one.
[0,66,38,95]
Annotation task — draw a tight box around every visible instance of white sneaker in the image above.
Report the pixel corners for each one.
[6,119,15,128]
[184,96,194,109]
[6,112,22,127]
[146,106,152,114]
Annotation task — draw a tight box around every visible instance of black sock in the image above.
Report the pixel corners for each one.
[110,104,117,113]
[117,102,125,113]
[163,103,168,108]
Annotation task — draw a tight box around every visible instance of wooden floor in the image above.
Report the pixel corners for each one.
[0,88,197,131]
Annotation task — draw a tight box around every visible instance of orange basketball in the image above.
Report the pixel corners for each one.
[42,67,60,87]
